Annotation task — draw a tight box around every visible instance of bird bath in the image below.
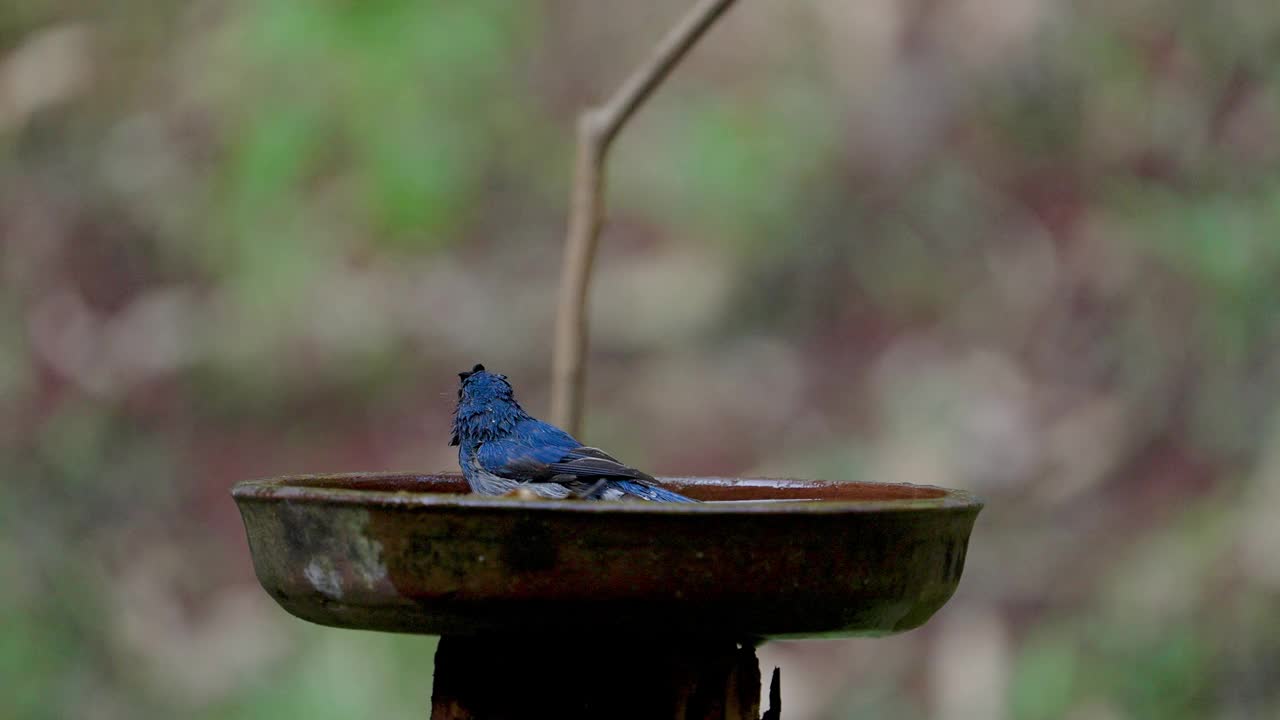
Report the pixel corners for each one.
[232,473,982,718]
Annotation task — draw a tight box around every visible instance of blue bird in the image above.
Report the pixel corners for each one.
[451,364,695,502]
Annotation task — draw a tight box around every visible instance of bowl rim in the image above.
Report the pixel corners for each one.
[231,472,984,517]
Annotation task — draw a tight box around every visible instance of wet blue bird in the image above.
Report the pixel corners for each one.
[451,364,695,502]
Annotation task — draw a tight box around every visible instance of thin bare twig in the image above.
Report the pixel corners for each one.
[551,0,740,436]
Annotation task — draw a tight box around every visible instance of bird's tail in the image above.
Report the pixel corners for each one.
[615,480,697,503]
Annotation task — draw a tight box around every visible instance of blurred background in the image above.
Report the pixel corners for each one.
[3,0,1279,718]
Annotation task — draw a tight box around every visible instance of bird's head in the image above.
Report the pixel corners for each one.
[456,363,515,406]
[450,364,527,445]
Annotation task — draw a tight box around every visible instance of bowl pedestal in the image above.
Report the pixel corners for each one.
[232,473,981,719]
[431,635,766,719]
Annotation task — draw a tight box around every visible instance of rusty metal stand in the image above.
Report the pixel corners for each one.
[430,635,764,719]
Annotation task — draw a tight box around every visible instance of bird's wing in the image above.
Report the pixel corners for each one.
[474,421,654,484]
[473,436,568,481]
[546,446,655,481]
[472,419,578,481]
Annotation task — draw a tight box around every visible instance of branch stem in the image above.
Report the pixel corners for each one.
[551,0,740,435]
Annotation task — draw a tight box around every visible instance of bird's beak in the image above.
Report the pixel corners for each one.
[458,363,486,381]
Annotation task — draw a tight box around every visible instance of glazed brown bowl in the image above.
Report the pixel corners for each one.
[232,473,981,638]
